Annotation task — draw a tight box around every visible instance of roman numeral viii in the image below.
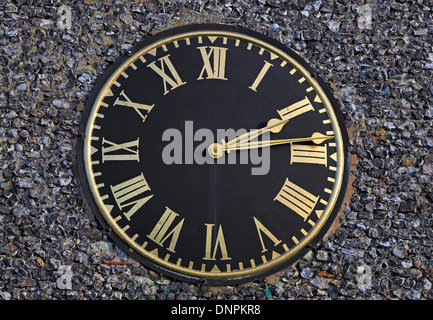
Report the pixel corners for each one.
[110,173,153,221]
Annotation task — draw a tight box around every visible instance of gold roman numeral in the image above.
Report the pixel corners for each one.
[249,60,273,91]
[102,137,140,162]
[147,54,186,95]
[113,90,154,122]
[110,173,153,221]
[197,46,228,80]
[253,217,282,253]
[147,207,184,253]
[277,96,314,121]
[203,224,231,261]
[290,143,327,166]
[274,178,319,220]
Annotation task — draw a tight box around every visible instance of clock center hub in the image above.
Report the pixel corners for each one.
[208,142,224,159]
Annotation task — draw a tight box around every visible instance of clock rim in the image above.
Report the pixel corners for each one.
[76,23,351,285]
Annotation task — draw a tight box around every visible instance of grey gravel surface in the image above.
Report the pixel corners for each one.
[1,0,433,300]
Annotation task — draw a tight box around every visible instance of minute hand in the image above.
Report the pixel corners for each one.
[225,132,334,151]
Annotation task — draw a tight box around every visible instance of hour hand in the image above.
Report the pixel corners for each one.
[227,117,290,148]
[266,117,287,133]
[208,117,290,158]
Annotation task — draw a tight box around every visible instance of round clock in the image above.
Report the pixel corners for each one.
[77,24,350,285]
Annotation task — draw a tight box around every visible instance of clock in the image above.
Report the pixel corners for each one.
[77,24,350,285]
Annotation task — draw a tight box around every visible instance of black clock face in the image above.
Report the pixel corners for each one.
[77,24,350,284]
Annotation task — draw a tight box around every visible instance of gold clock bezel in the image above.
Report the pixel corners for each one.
[83,27,345,281]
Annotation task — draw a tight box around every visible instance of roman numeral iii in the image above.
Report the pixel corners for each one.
[290,143,327,166]
[197,46,228,80]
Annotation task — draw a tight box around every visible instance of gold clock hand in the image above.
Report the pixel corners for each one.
[224,117,290,150]
[231,132,333,151]
[209,132,332,158]
[208,117,290,158]
[266,117,288,134]
[225,132,333,152]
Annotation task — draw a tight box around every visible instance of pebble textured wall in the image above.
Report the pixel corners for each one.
[1,0,433,300]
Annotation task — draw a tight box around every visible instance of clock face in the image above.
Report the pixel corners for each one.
[77,24,350,285]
